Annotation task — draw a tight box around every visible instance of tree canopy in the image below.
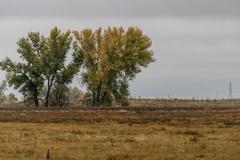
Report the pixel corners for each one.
[73,27,155,106]
[41,27,80,107]
[0,26,155,107]
[0,27,80,107]
[0,33,45,106]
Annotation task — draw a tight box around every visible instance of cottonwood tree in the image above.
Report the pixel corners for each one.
[0,27,80,107]
[0,32,45,106]
[73,27,155,106]
[42,27,80,107]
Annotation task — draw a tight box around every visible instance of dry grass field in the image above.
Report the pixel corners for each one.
[0,100,240,160]
[129,99,240,108]
[1,121,240,160]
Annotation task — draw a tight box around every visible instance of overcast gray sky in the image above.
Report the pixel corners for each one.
[1,0,240,99]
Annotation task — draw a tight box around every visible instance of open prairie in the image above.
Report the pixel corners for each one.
[0,101,240,160]
[1,0,240,159]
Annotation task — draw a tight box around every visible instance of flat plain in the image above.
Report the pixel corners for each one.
[0,100,240,160]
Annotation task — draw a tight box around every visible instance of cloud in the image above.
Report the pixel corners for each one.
[1,0,240,98]
[0,0,240,18]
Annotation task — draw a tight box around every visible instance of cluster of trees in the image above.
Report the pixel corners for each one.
[0,27,155,107]
[0,81,18,105]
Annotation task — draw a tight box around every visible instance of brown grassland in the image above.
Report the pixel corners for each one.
[0,99,240,160]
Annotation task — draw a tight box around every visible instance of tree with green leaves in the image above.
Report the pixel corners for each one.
[41,27,80,107]
[0,27,80,107]
[73,27,155,106]
[49,86,84,107]
[0,32,45,106]
[48,84,69,107]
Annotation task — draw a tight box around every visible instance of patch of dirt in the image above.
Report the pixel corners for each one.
[0,106,239,123]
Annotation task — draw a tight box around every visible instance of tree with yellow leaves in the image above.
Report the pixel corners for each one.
[73,27,155,106]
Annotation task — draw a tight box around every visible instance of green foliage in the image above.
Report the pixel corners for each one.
[49,86,84,107]
[0,27,80,107]
[0,81,18,105]
[73,27,155,106]
[41,27,80,107]
[0,32,45,106]
[0,26,154,107]
[0,81,7,102]
[49,84,69,107]
[7,93,18,104]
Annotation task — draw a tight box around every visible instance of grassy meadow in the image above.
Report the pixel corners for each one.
[0,120,240,160]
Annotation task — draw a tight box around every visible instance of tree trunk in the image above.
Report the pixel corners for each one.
[96,81,102,106]
[92,92,96,107]
[45,75,55,107]
[96,90,101,106]
[45,87,51,107]
[101,92,107,106]
[34,96,39,107]
[33,88,39,107]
